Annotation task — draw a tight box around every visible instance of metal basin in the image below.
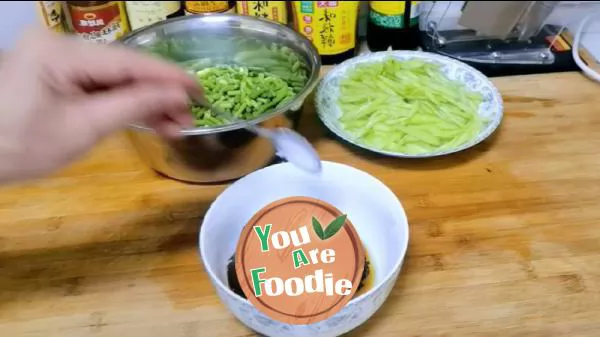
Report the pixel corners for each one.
[119,14,321,183]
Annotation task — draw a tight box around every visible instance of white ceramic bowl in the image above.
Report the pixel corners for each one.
[199,161,409,337]
[315,50,504,158]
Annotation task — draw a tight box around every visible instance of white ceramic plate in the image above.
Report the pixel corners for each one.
[315,50,504,158]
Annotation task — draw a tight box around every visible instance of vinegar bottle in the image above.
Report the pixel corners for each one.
[367,1,421,51]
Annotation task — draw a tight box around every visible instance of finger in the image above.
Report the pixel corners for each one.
[72,43,201,93]
[141,101,196,131]
[170,107,195,128]
[144,113,192,136]
[21,28,202,95]
[68,83,192,138]
[150,119,187,140]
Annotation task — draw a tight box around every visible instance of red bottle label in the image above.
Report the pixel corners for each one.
[67,2,129,43]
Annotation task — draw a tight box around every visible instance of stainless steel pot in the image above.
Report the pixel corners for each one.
[119,14,321,183]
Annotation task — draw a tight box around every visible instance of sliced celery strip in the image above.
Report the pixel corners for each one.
[337,58,487,154]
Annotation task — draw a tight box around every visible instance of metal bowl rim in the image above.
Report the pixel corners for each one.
[119,14,322,136]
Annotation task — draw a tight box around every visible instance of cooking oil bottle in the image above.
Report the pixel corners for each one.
[184,1,235,15]
[125,1,184,30]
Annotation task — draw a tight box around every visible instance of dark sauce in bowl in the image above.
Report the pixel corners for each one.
[226,250,374,299]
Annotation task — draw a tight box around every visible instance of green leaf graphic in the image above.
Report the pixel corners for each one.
[312,216,325,240]
[323,214,348,240]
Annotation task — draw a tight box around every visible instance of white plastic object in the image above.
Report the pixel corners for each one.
[572,11,600,83]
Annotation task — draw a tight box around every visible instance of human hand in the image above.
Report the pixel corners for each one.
[0,28,201,184]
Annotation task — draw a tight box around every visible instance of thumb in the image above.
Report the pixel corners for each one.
[68,83,193,138]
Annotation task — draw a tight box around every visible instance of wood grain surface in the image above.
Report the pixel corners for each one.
[235,196,364,325]
[1,69,600,336]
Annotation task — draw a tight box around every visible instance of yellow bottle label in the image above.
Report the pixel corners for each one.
[292,1,359,56]
[369,1,419,28]
[185,1,230,13]
[118,1,131,33]
[163,1,182,15]
[126,1,171,30]
[65,1,130,43]
[236,1,288,24]
[37,1,65,33]
[369,1,405,16]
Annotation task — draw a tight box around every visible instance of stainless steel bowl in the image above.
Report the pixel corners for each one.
[119,14,321,183]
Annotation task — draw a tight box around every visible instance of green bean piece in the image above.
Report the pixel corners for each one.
[190,65,303,127]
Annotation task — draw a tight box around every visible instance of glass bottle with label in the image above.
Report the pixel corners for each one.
[184,1,235,15]
[236,1,288,25]
[64,1,131,44]
[37,1,66,33]
[291,1,360,66]
[126,1,184,31]
[367,1,421,51]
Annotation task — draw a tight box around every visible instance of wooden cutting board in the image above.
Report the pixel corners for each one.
[1,69,600,336]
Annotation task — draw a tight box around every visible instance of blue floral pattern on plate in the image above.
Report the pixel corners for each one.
[314,51,504,158]
[208,259,404,337]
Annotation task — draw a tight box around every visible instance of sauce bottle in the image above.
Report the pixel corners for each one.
[125,1,185,31]
[357,1,369,39]
[291,1,360,66]
[366,1,421,51]
[184,1,235,15]
[236,1,288,25]
[37,1,66,33]
[64,1,130,44]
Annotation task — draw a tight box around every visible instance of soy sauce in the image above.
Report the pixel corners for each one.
[367,1,421,51]
[226,250,374,299]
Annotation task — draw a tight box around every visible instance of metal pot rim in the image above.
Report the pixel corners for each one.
[119,14,322,136]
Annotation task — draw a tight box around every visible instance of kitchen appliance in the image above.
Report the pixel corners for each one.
[119,14,321,184]
[419,1,590,77]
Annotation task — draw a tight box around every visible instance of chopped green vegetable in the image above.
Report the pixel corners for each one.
[190,65,297,127]
[142,37,310,127]
[337,58,487,155]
